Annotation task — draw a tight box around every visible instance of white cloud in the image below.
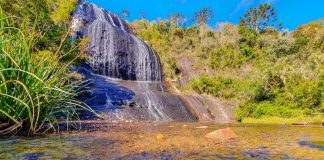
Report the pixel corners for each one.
[230,0,254,17]
[262,0,279,4]
[230,0,279,17]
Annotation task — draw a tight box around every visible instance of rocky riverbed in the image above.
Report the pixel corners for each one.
[1,122,323,159]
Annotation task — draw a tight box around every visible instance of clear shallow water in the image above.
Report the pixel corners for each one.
[0,122,323,160]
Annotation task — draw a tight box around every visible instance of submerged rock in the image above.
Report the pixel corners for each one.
[195,126,209,129]
[156,133,164,140]
[205,128,237,142]
[299,141,324,150]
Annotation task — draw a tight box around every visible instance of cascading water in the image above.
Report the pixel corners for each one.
[72,1,162,81]
[73,2,193,121]
[78,64,193,121]
[138,83,172,121]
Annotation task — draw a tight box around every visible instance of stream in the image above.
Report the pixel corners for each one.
[1,123,323,159]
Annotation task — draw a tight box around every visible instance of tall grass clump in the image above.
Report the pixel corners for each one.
[0,10,91,135]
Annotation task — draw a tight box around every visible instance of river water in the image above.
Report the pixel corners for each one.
[1,122,323,159]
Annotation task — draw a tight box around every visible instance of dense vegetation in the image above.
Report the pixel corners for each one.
[0,0,90,134]
[131,5,324,122]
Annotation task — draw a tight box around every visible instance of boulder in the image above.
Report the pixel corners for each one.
[205,128,237,142]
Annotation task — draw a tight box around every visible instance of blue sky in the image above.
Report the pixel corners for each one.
[87,0,324,30]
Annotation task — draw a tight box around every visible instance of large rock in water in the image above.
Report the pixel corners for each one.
[205,128,238,142]
[72,1,162,81]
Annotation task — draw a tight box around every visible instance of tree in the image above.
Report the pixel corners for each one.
[240,3,280,32]
[140,12,145,19]
[169,13,187,27]
[122,9,130,20]
[191,8,215,26]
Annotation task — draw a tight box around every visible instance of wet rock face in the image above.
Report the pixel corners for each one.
[72,2,193,122]
[179,95,237,123]
[78,64,193,121]
[72,2,162,81]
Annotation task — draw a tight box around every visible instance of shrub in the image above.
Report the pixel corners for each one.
[271,38,294,56]
[209,47,244,69]
[236,101,306,120]
[190,75,242,99]
[0,10,90,135]
[237,72,323,120]
[50,0,79,24]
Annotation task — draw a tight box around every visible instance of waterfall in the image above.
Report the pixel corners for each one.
[74,2,194,122]
[138,82,172,121]
[72,1,162,81]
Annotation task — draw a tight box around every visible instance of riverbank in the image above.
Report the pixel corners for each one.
[241,116,324,125]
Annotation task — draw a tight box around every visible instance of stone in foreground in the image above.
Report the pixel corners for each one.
[205,128,237,142]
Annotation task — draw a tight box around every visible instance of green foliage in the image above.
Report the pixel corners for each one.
[0,12,91,135]
[0,0,80,57]
[50,0,78,24]
[238,25,258,58]
[132,13,324,121]
[237,101,305,119]
[0,1,92,135]
[241,116,324,125]
[237,73,323,120]
[209,47,245,69]
[190,75,244,99]
[167,58,181,77]
[271,38,294,56]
